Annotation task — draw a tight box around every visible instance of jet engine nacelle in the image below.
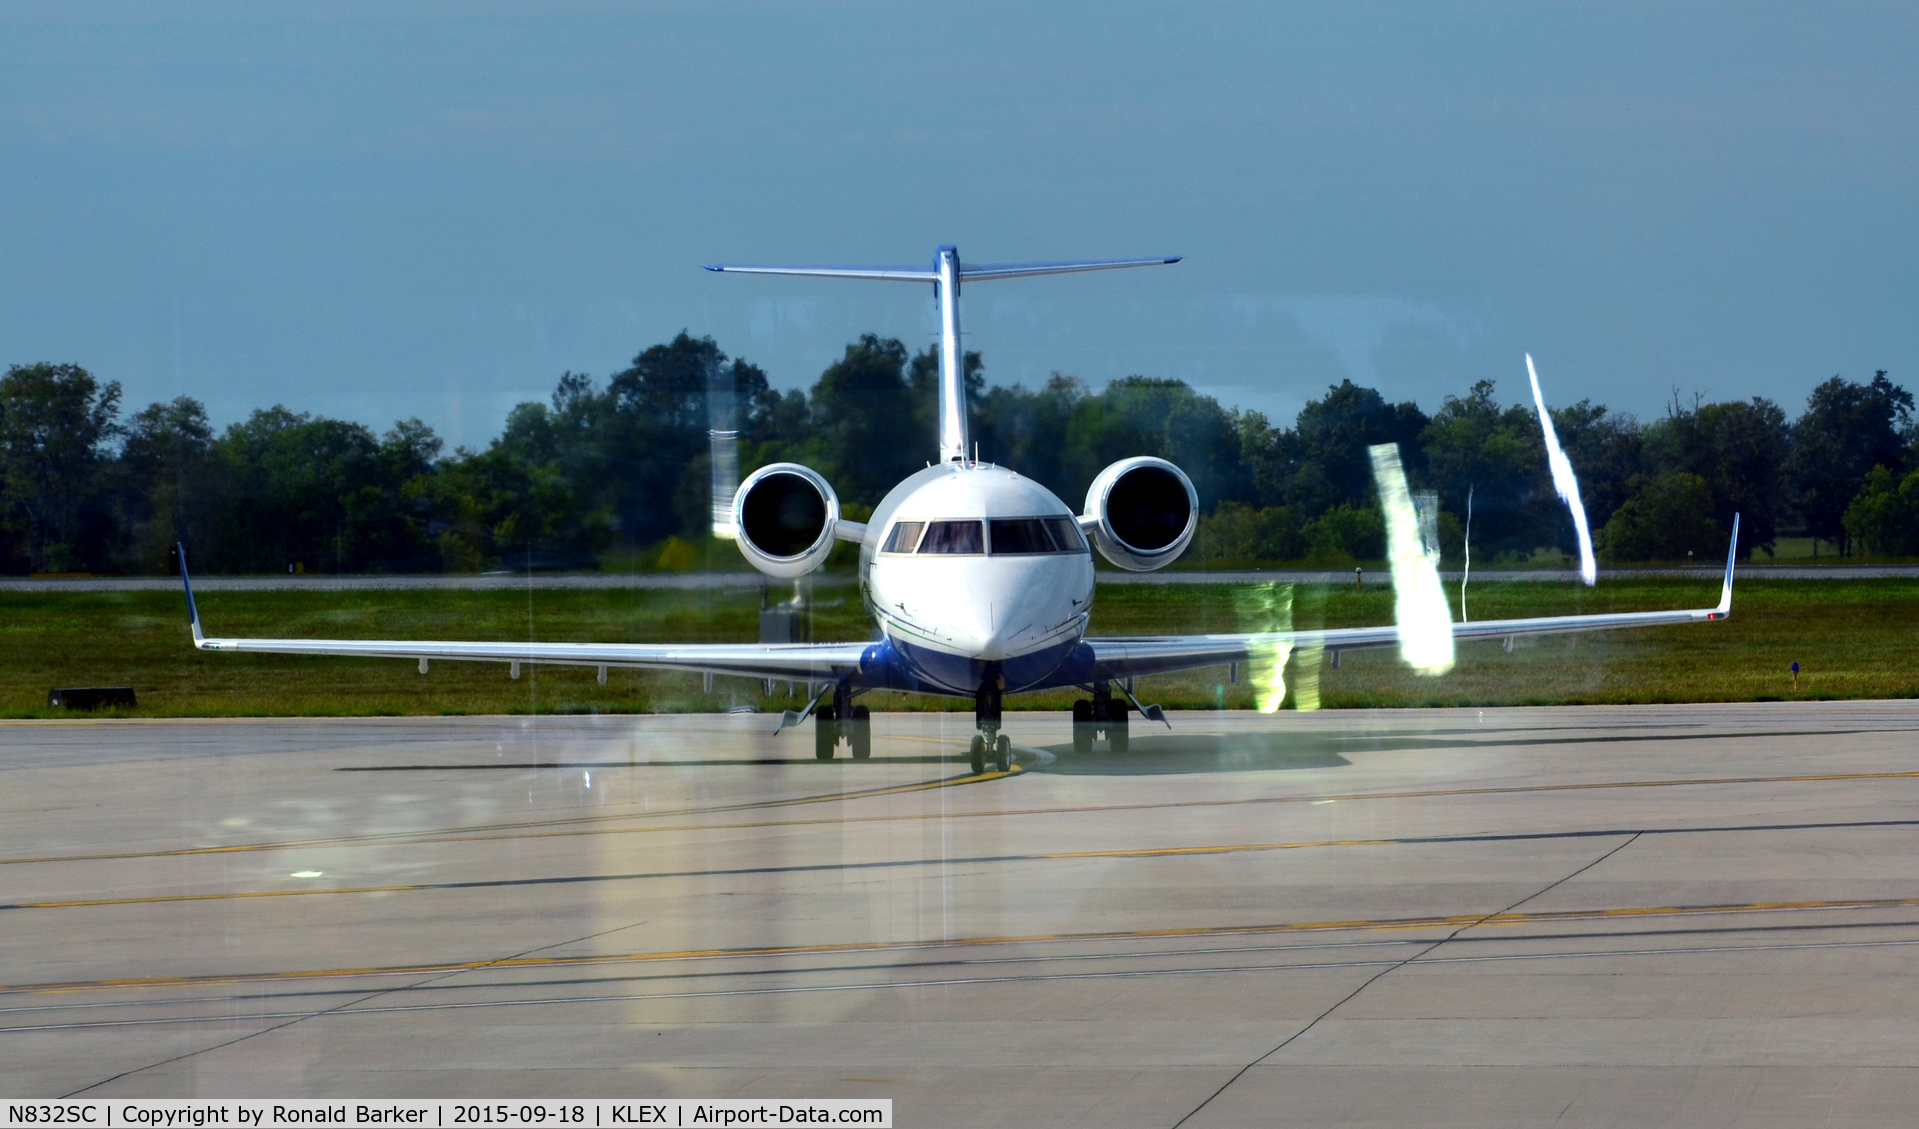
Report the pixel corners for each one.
[733,462,841,578]
[1083,456,1199,572]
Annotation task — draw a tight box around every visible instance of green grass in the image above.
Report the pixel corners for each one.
[1,576,1913,718]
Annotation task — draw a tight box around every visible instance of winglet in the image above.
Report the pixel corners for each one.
[1715,513,1739,618]
[177,542,204,645]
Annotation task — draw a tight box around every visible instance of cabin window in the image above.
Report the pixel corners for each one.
[988,518,1056,554]
[917,520,984,554]
[881,521,924,554]
[1045,517,1088,552]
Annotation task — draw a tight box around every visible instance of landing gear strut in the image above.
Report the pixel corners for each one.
[1071,681,1129,754]
[971,666,1011,774]
[814,682,870,760]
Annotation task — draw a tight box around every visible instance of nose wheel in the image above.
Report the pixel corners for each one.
[969,731,1012,774]
[971,666,1011,774]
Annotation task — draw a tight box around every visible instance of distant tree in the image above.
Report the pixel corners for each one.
[0,363,121,572]
[1843,465,1919,557]
[1787,371,1913,554]
[1060,377,1251,510]
[430,440,612,570]
[1195,501,1308,564]
[206,407,440,573]
[598,333,775,544]
[1596,473,1722,562]
[807,335,924,506]
[1258,380,1429,514]
[1644,396,1788,558]
[1418,381,1548,557]
[972,374,1085,499]
[1302,503,1385,563]
[110,396,214,573]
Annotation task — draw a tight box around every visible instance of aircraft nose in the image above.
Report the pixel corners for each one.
[956,606,1007,658]
[966,592,1059,660]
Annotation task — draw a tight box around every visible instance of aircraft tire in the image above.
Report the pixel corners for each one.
[1072,723,1094,755]
[994,733,1011,773]
[1106,701,1130,754]
[815,705,837,760]
[849,705,871,759]
[1071,699,1093,723]
[969,735,986,775]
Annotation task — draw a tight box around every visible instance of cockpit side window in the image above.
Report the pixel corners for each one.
[917,520,983,554]
[1045,517,1088,552]
[988,518,1056,554]
[881,521,924,554]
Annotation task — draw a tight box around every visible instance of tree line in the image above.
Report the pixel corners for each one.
[0,334,1913,574]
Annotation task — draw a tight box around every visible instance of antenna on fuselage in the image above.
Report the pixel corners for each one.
[704,248,1181,464]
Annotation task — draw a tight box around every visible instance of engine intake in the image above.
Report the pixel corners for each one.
[733,463,840,577]
[1083,456,1198,571]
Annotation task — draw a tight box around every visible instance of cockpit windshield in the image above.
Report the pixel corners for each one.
[1044,517,1087,552]
[988,518,1055,554]
[917,520,984,554]
[879,516,1088,555]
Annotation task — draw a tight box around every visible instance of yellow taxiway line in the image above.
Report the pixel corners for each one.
[3,765,1912,869]
[7,895,1915,996]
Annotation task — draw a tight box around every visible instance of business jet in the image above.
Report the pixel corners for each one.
[178,246,1737,774]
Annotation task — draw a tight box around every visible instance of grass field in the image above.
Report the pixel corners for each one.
[1,575,1914,718]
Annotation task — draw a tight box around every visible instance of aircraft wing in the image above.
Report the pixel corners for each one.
[176,548,869,683]
[1085,519,1738,682]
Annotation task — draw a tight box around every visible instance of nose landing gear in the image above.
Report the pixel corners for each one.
[971,668,1011,774]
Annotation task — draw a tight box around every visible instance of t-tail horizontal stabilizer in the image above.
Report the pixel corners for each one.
[707,246,1180,464]
[702,256,1181,283]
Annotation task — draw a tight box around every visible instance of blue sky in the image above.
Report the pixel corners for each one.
[1,2,1913,450]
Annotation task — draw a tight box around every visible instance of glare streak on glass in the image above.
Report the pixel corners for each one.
[1233,582,1295,713]
[1461,484,1474,623]
[1292,585,1324,712]
[1369,442,1455,675]
[708,358,739,539]
[1526,353,1597,586]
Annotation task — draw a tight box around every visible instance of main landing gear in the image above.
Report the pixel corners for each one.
[814,682,870,760]
[970,668,1012,774]
[1071,682,1129,754]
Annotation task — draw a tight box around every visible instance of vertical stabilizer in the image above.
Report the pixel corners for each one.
[933,246,969,463]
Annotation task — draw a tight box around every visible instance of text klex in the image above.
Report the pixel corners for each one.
[608,1109,670,1125]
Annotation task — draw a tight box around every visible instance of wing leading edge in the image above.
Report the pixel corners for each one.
[1084,516,1738,681]
[177,547,870,682]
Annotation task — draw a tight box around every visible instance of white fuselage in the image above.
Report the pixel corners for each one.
[860,463,1096,693]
